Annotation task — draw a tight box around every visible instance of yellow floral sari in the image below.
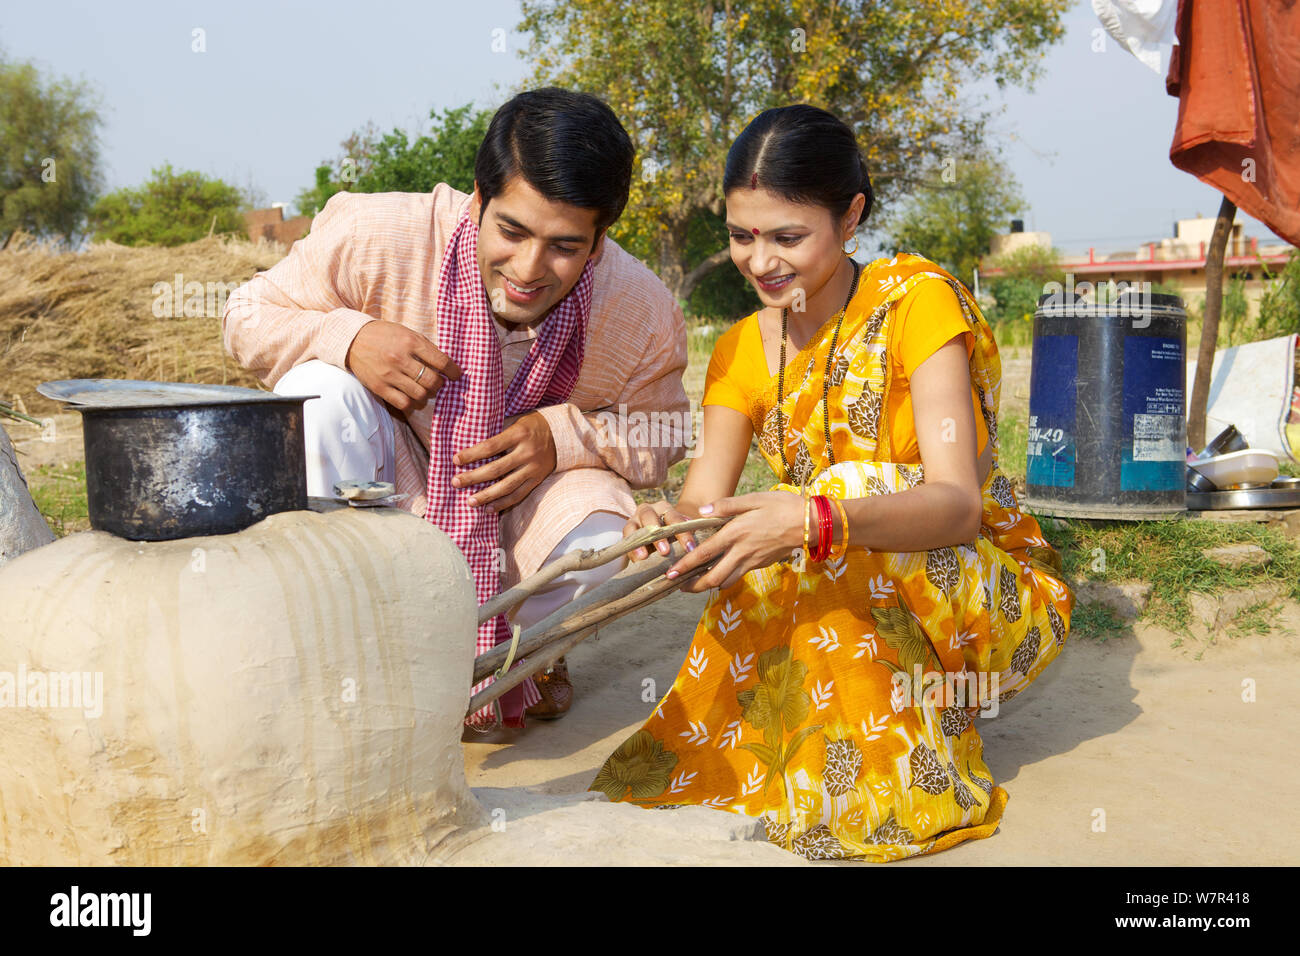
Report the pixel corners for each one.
[590,254,1074,861]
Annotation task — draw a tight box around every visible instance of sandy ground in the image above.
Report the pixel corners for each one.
[456,586,1300,865]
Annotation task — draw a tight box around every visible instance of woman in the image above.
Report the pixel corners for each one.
[589,105,1074,861]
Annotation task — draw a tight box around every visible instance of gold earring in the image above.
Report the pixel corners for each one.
[843,235,859,257]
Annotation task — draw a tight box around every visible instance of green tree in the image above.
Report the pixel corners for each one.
[88,164,249,246]
[681,209,758,319]
[885,149,1025,288]
[294,122,380,217]
[1255,248,1300,340]
[518,0,1072,304]
[296,107,491,217]
[356,105,490,195]
[0,55,104,246]
[1221,275,1248,345]
[984,244,1064,326]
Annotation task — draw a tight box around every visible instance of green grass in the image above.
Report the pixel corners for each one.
[989,319,1034,351]
[998,411,1028,480]
[1039,516,1300,638]
[686,320,724,371]
[26,460,90,538]
[1068,601,1130,643]
[1225,600,1290,640]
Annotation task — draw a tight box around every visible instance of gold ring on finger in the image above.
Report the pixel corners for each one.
[415,364,427,384]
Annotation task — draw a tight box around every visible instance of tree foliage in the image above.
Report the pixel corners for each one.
[1256,248,1300,340]
[294,122,380,218]
[296,107,491,217]
[88,164,249,246]
[884,148,1025,288]
[983,243,1064,326]
[0,55,104,247]
[518,0,1072,306]
[357,105,490,195]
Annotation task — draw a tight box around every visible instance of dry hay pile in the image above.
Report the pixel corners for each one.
[0,232,288,415]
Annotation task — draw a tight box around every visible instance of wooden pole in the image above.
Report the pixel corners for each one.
[477,516,728,625]
[472,529,719,683]
[1187,195,1237,451]
[465,553,717,718]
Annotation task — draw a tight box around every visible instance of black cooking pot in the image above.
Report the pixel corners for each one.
[38,380,313,541]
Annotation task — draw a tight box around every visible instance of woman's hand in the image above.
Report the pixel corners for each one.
[624,501,699,562]
[664,491,804,593]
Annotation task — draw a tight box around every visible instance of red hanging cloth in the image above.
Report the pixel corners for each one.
[1166,0,1300,245]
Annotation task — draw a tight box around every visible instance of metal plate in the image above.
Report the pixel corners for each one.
[345,494,410,509]
[1186,486,1300,510]
[37,379,314,409]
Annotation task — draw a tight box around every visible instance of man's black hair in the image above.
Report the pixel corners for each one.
[474,87,635,241]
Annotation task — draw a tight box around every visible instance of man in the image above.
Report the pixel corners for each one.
[222,88,689,729]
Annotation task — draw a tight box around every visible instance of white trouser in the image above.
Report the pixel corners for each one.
[275,359,396,492]
[274,360,627,629]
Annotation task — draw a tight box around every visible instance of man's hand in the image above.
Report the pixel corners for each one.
[451,411,557,513]
[345,320,462,413]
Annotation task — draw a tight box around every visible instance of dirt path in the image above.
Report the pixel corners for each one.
[458,588,1300,865]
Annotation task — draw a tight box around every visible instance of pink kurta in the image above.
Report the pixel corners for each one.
[222,184,690,588]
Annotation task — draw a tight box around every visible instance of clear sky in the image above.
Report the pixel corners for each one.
[0,0,1281,256]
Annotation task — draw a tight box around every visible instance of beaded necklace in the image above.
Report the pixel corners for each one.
[777,258,862,484]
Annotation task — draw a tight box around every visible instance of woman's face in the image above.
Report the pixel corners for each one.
[725,187,855,312]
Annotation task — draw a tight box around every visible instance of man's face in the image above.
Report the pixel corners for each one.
[471,175,604,327]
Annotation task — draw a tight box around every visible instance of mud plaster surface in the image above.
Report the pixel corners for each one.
[0,504,484,865]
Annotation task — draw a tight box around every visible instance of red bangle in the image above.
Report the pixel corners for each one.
[818,495,833,562]
[814,494,832,562]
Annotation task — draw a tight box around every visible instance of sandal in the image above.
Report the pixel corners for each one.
[525,657,573,720]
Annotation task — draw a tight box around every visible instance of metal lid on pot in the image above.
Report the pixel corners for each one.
[37,379,315,410]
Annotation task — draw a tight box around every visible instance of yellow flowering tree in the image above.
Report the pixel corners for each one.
[518,0,1071,304]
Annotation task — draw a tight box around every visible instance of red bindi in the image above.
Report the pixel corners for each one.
[752,227,760,235]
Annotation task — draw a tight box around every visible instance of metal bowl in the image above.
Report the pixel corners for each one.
[1186,466,1216,492]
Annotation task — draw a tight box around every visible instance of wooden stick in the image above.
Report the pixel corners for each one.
[465,558,715,719]
[472,533,709,683]
[1188,195,1237,451]
[476,516,728,625]
[0,403,44,428]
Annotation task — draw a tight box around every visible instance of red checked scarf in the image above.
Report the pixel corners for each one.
[426,206,595,728]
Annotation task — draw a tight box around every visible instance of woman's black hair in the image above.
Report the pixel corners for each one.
[474,88,634,239]
[723,104,873,227]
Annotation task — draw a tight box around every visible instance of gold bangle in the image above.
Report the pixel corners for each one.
[802,484,812,556]
[828,496,850,560]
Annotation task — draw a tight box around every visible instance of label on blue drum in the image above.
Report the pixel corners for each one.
[1121,336,1184,491]
[1026,334,1077,488]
